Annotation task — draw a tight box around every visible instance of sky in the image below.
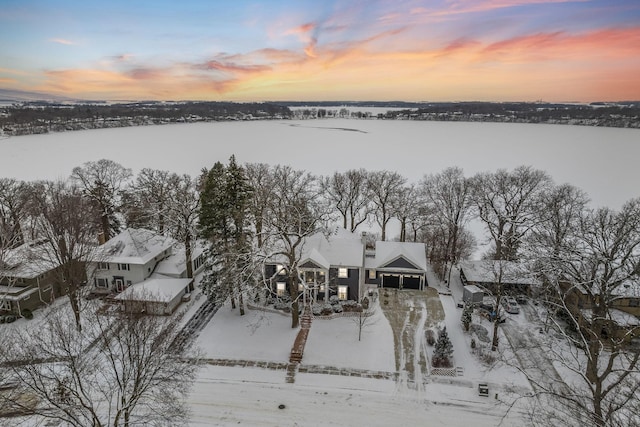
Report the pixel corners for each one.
[1,0,639,102]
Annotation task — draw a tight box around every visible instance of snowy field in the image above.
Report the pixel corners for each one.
[0,119,638,212]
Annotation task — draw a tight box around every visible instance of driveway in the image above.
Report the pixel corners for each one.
[379,287,445,389]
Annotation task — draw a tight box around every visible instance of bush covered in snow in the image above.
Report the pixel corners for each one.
[312,303,324,316]
[432,327,454,368]
[332,304,343,313]
[426,329,436,346]
[321,304,334,316]
[329,295,340,305]
[273,301,290,313]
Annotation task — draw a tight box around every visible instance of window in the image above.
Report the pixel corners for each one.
[276,282,286,297]
[118,263,130,271]
[96,278,108,288]
[338,268,348,278]
[0,300,10,311]
[275,264,286,275]
[298,283,305,292]
[368,269,376,279]
[98,262,109,270]
[338,285,348,300]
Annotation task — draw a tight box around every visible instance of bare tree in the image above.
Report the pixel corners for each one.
[262,165,333,328]
[71,159,132,241]
[1,301,198,427]
[526,198,640,427]
[471,166,551,261]
[166,173,200,280]
[244,163,274,249]
[420,167,474,283]
[0,178,31,248]
[27,180,100,331]
[393,183,420,242]
[322,169,372,232]
[123,168,173,234]
[367,170,406,241]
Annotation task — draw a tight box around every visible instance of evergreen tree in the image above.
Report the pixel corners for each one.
[461,304,472,331]
[198,156,253,314]
[432,327,454,367]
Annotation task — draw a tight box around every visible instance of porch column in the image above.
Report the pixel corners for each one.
[324,272,329,303]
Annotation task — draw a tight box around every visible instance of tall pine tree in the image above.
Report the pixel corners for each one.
[199,156,253,314]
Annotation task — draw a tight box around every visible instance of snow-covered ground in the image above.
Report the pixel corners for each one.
[190,286,532,426]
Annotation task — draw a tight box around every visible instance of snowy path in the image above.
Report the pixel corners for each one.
[501,304,570,395]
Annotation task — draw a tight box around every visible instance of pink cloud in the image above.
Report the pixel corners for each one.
[48,38,76,45]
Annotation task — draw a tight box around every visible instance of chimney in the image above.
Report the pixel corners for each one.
[97,232,106,245]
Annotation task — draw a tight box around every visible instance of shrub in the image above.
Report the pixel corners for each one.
[274,302,290,312]
[329,295,340,305]
[4,315,16,324]
[361,296,370,310]
[470,338,476,349]
[0,316,5,324]
[21,309,33,320]
[332,304,343,313]
[341,300,358,311]
[312,303,323,316]
[426,329,436,346]
[321,304,334,316]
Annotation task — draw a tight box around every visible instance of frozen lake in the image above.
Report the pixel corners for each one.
[1,118,637,212]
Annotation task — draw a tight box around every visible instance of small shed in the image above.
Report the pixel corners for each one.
[463,285,484,304]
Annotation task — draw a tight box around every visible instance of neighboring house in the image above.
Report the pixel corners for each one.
[88,228,205,315]
[0,240,74,316]
[265,230,429,303]
[459,260,540,295]
[364,241,428,290]
[563,280,640,342]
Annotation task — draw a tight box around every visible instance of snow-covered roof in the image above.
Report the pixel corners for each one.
[304,230,364,268]
[0,285,40,301]
[367,241,427,272]
[114,277,192,303]
[154,241,206,277]
[460,260,540,286]
[97,228,175,265]
[0,240,59,279]
[581,308,640,327]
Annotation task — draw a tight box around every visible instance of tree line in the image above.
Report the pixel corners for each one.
[2,157,639,426]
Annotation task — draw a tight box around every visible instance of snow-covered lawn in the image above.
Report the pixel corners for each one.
[304,304,395,372]
[188,281,534,425]
[196,305,298,363]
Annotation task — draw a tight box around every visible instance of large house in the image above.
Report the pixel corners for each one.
[265,230,428,303]
[87,228,205,315]
[0,239,72,316]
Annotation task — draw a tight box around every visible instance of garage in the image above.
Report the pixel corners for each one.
[402,275,421,289]
[381,274,400,288]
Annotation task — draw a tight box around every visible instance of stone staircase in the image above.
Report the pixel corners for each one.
[286,306,313,383]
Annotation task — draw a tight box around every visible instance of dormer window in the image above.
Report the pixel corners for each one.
[118,263,130,271]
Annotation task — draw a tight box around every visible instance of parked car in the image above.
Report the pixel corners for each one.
[501,297,520,314]
[515,294,528,305]
[479,297,507,323]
